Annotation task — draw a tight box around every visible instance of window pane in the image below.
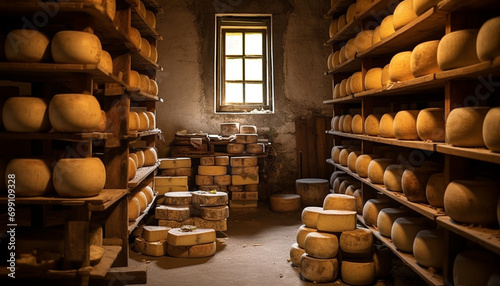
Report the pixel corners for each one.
[245,33,263,55]
[226,58,243,80]
[245,83,263,103]
[245,58,263,81]
[225,32,242,55]
[225,83,243,103]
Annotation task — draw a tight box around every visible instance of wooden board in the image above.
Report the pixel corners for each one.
[323,95,361,104]
[128,163,159,189]
[89,246,123,279]
[0,132,113,142]
[131,7,162,39]
[327,57,362,74]
[437,144,500,165]
[131,52,163,71]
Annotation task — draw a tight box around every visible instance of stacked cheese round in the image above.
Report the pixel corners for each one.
[372,26,382,45]
[437,29,481,70]
[149,45,158,63]
[137,111,149,131]
[363,198,395,227]
[392,0,418,30]
[329,170,346,188]
[346,3,357,23]
[340,228,373,255]
[364,114,382,136]
[323,194,356,211]
[350,72,365,94]
[145,10,156,28]
[333,51,341,68]
[341,261,376,285]
[49,94,102,132]
[290,243,305,267]
[331,146,345,163]
[329,19,338,39]
[389,51,415,82]
[426,173,446,208]
[300,254,339,283]
[394,110,420,140]
[416,108,445,141]
[53,157,106,197]
[52,31,102,64]
[381,64,391,87]
[129,27,141,49]
[302,206,323,228]
[327,53,334,70]
[377,207,413,237]
[317,209,357,232]
[383,164,406,192]
[4,29,51,62]
[345,38,357,60]
[3,97,51,132]
[413,229,444,269]
[410,40,441,77]
[446,107,489,147]
[483,107,500,152]
[477,17,500,61]
[347,151,361,172]
[304,232,339,259]
[391,217,429,253]
[339,46,348,64]
[5,158,54,196]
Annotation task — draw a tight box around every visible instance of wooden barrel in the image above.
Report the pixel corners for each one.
[296,178,330,207]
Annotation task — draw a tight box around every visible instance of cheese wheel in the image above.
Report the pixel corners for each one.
[129,27,141,49]
[389,51,415,82]
[149,79,159,96]
[143,147,157,166]
[128,197,141,221]
[410,40,441,77]
[230,156,258,167]
[353,189,363,214]
[329,19,338,39]
[368,158,394,184]
[295,178,329,206]
[345,38,357,60]
[129,153,139,168]
[383,164,406,192]
[333,83,341,99]
[3,97,51,132]
[364,114,381,136]
[483,107,500,152]
[128,157,137,180]
[355,154,379,178]
[145,10,156,28]
[129,70,141,89]
[393,0,418,31]
[391,217,430,253]
[356,0,372,13]
[327,53,334,70]
[99,50,113,75]
[380,15,396,39]
[304,232,339,259]
[149,45,158,63]
[339,79,348,97]
[477,17,500,61]
[329,170,346,188]
[4,29,50,62]
[379,113,396,138]
[365,68,383,90]
[333,176,352,194]
[425,173,446,208]
[394,110,420,140]
[347,151,361,172]
[5,158,53,197]
[453,250,498,286]
[413,0,439,16]
[339,180,360,195]
[351,114,364,134]
[372,26,382,45]
[227,143,245,154]
[137,111,149,131]
[355,30,374,53]
[52,31,101,64]
[343,114,353,133]
[134,150,145,167]
[339,46,348,64]
[137,0,146,18]
[341,261,375,285]
[350,71,365,94]
[339,149,350,166]
[446,107,489,147]
[331,146,344,163]
[363,198,395,227]
[416,108,445,141]
[340,228,373,254]
[346,3,357,23]
[139,74,149,92]
[300,254,339,283]
[402,167,436,203]
[53,158,106,197]
[49,94,101,132]
[377,207,413,237]
[155,205,190,221]
[167,228,216,246]
[338,115,346,132]
[332,116,340,131]
[164,192,192,205]
[290,243,305,267]
[270,194,301,212]
[141,185,154,204]
[301,206,323,228]
[337,14,347,32]
[437,29,480,70]
[381,64,391,87]
[317,210,357,232]
[139,38,151,59]
[296,225,317,248]
[332,51,341,67]
[239,125,257,134]
[323,194,356,211]
[128,112,139,132]
[345,185,357,196]
[413,229,444,269]
[145,111,155,130]
[444,180,499,226]
[346,77,354,96]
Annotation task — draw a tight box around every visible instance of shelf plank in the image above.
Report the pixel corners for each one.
[438,0,500,11]
[436,144,500,165]
[89,245,123,279]
[354,73,444,98]
[131,52,163,71]
[128,194,157,234]
[125,129,162,139]
[437,216,500,256]
[358,215,445,286]
[327,57,362,74]
[128,88,161,101]
[327,159,445,220]
[434,61,498,80]
[326,130,439,151]
[323,95,361,104]
[128,162,159,189]
[0,131,113,142]
[131,7,162,39]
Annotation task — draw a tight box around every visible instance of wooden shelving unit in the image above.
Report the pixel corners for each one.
[127,193,157,234]
[128,163,160,189]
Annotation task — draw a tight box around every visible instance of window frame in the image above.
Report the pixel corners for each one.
[215,15,274,114]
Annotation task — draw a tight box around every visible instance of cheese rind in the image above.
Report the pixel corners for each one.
[198,165,227,176]
[53,158,105,197]
[296,225,317,248]
[380,113,396,138]
[413,0,439,16]
[155,205,191,221]
[383,164,406,192]
[128,197,141,221]
[365,68,383,90]
[416,108,445,141]
[351,114,364,134]
[389,51,415,82]
[5,158,53,197]
[426,173,446,208]
[340,228,373,254]
[355,30,374,53]
[142,226,171,242]
[290,243,305,267]
[270,194,301,212]
[5,29,51,62]
[323,194,356,211]
[300,254,339,283]
[350,72,365,94]
[156,176,188,187]
[159,158,191,169]
[380,15,396,39]
[191,191,228,206]
[391,217,429,253]
[356,154,380,178]
[317,210,357,232]
[304,232,339,259]
[410,40,441,77]
[393,0,418,30]
[413,229,444,269]
[295,178,329,206]
[164,192,192,205]
[230,156,258,167]
[402,167,436,203]
[3,97,51,132]
[52,31,102,64]
[377,207,412,237]
[394,110,420,140]
[437,29,480,70]
[368,158,394,184]
[341,261,376,285]
[477,17,500,61]
[301,206,323,228]
[345,38,357,60]
[167,228,216,246]
[446,107,489,147]
[134,237,167,256]
[199,205,229,220]
[362,198,395,227]
[483,107,500,152]
[49,94,102,132]
[364,114,381,136]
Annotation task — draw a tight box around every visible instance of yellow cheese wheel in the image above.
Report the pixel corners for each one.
[343,114,353,133]
[104,0,116,20]
[139,38,151,59]
[389,51,415,82]
[477,17,500,61]
[129,70,141,89]
[339,149,350,166]
[128,157,137,180]
[345,185,357,196]
[332,116,340,131]
[416,107,445,141]
[380,15,396,39]
[339,46,348,63]
[331,146,345,163]
[134,191,148,213]
[332,51,341,67]
[364,114,381,136]
[453,250,498,286]
[49,94,101,132]
[143,147,157,166]
[139,74,150,92]
[365,67,383,90]
[289,243,305,267]
[327,53,334,70]
[304,232,339,259]
[129,27,141,49]
[296,225,317,248]
[340,228,373,254]
[323,193,356,211]
[377,207,413,237]
[329,19,338,39]
[129,153,139,168]
[391,217,430,253]
[483,107,500,152]
[333,83,341,99]
[145,10,156,28]
[379,113,396,138]
[149,45,158,63]
[350,71,365,94]
[339,180,360,195]
[353,189,363,214]
[317,210,357,232]
[356,0,372,13]
[446,107,489,147]
[444,179,499,225]
[355,30,374,53]
[402,167,436,203]
[355,154,380,178]
[137,112,149,131]
[413,0,439,16]
[4,29,51,62]
[3,97,51,132]
[383,164,406,192]
[346,77,353,96]
[368,158,394,184]
[346,3,357,23]
[99,50,113,75]
[345,38,357,60]
[128,197,141,221]
[339,79,348,97]
[351,114,364,134]
[300,254,339,283]
[5,158,53,196]
[372,26,382,45]
[341,261,376,285]
[149,79,159,96]
[337,14,347,32]
[301,206,323,228]
[363,198,395,227]
[52,31,101,64]
[394,110,420,140]
[393,0,418,31]
[141,185,154,204]
[347,151,361,172]
[128,112,139,132]
[329,170,346,188]
[413,229,444,269]
[134,149,145,167]
[410,40,441,77]
[53,158,106,197]
[425,173,445,208]
[381,64,391,87]
[437,29,480,70]
[146,111,155,130]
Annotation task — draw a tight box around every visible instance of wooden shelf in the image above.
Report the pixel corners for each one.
[327,159,445,220]
[358,215,445,286]
[0,131,113,142]
[131,7,162,39]
[326,130,440,152]
[128,88,161,101]
[0,189,128,212]
[128,194,157,234]
[435,61,500,80]
[323,95,360,104]
[131,52,163,71]
[325,0,355,17]
[437,216,500,256]
[90,245,123,279]
[436,144,500,165]
[355,74,444,98]
[326,57,362,74]
[125,129,162,139]
[128,162,159,189]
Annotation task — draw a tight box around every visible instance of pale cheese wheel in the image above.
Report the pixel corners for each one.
[483,107,500,152]
[339,46,348,63]
[270,194,301,212]
[350,71,365,94]
[141,185,154,204]
[332,116,341,131]
[340,228,373,254]
[337,14,347,32]
[246,143,265,154]
[345,185,357,196]
[129,153,139,167]
[149,79,159,96]
[372,26,382,45]
[356,0,372,13]
[345,38,357,60]
[341,261,376,285]
[128,112,140,132]
[290,243,305,267]
[317,210,357,232]
[129,70,141,89]
[380,15,396,39]
[139,38,151,59]
[343,114,353,133]
[416,107,445,141]
[128,157,137,180]
[304,232,339,259]
[323,194,356,211]
[5,158,53,196]
[391,217,430,253]
[355,30,374,53]
[227,143,245,153]
[339,180,360,195]
[410,40,441,77]
[446,107,489,147]
[346,77,353,96]
[368,158,394,184]
[301,206,323,228]
[364,114,381,136]
[149,45,158,63]
[240,125,257,134]
[146,112,155,130]
[413,229,444,269]
[143,147,157,166]
[137,0,146,18]
[4,29,50,62]
[413,0,439,16]
[329,19,338,39]
[437,29,480,70]
[402,167,437,203]
[139,74,150,92]
[3,97,51,132]
[377,207,413,237]
[365,68,383,90]
[52,31,101,64]
[339,149,350,166]
[393,0,418,31]
[327,53,334,70]
[99,50,113,75]
[198,165,227,176]
[381,64,391,87]
[389,51,415,82]
[444,180,500,226]
[145,10,156,28]
[331,146,345,163]
[477,17,500,61]
[53,158,106,197]
[339,79,348,98]
[333,83,341,99]
[134,150,145,167]
[195,175,213,186]
[332,51,341,67]
[379,113,396,138]
[295,178,329,206]
[363,198,395,227]
[347,151,361,172]
[129,27,141,49]
[426,173,446,208]
[353,189,363,214]
[346,3,357,23]
[296,225,317,248]
[356,154,380,178]
[453,250,498,286]
[128,197,141,221]
[333,176,353,194]
[383,164,406,192]
[300,254,339,283]
[351,114,364,134]
[137,111,149,131]
[394,110,420,140]
[329,170,346,188]
[49,94,101,133]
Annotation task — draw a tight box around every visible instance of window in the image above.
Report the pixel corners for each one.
[215,15,274,113]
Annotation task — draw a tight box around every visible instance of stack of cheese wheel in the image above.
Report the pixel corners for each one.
[453,250,499,286]
[413,0,440,16]
[355,30,374,53]
[142,147,158,166]
[49,94,102,133]
[128,152,137,181]
[377,207,413,237]
[372,26,382,45]
[410,40,441,77]
[413,228,444,270]
[446,107,489,147]
[437,29,481,70]
[392,0,418,31]
[53,157,106,197]
[327,52,334,70]
[340,228,377,285]
[477,17,500,62]
[362,197,396,228]
[368,158,394,184]
[329,170,346,188]
[5,29,51,62]
[5,158,54,196]
[129,27,141,50]
[391,216,430,253]
[425,173,446,208]
[483,107,500,152]
[3,97,51,132]
[345,38,357,60]
[52,30,102,64]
